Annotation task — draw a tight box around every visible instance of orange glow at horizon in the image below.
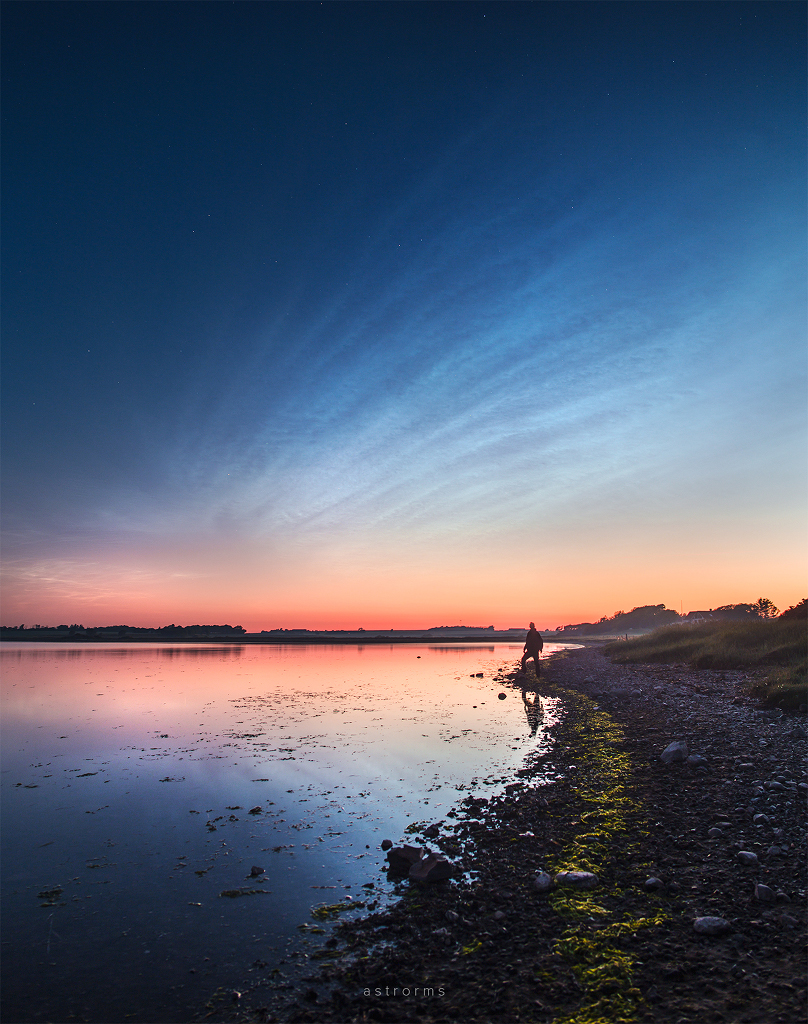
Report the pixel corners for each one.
[2,526,804,632]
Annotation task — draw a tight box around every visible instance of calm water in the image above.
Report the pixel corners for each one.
[1,642,568,1023]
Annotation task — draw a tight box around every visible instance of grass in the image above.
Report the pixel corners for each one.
[603,618,807,709]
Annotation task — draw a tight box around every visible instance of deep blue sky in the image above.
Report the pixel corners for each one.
[2,1,805,628]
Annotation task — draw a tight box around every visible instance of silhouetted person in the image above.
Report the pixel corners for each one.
[521,621,543,676]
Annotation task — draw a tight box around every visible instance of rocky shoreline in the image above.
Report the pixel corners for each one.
[214,645,807,1024]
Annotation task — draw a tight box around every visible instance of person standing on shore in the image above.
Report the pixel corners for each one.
[521,622,543,676]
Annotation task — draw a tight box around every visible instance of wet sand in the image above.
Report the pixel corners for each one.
[217,644,807,1024]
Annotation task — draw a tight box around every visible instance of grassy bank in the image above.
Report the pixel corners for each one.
[603,619,807,709]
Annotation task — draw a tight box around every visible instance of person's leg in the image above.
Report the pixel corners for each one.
[533,653,541,677]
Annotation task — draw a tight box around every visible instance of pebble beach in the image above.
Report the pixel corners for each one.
[219,644,807,1024]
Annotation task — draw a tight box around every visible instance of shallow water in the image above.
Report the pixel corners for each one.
[1,641,568,1023]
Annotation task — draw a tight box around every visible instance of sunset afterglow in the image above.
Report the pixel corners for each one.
[2,3,805,630]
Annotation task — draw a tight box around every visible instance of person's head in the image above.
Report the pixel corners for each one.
[529,622,535,629]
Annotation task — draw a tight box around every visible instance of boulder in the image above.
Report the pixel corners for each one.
[693,916,731,936]
[661,740,689,764]
[555,870,598,890]
[754,882,776,902]
[386,845,424,873]
[409,852,453,882]
[380,839,393,851]
[532,871,553,893]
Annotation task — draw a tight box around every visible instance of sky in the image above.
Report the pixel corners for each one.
[2,1,805,631]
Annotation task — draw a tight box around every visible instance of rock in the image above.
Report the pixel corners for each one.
[532,871,553,893]
[386,845,424,873]
[555,870,598,890]
[423,823,441,839]
[765,781,787,791]
[498,692,506,700]
[788,725,807,739]
[380,839,393,851]
[754,882,776,902]
[661,740,689,764]
[779,913,799,928]
[766,845,783,857]
[687,754,708,767]
[694,916,731,936]
[248,806,262,815]
[445,910,459,923]
[644,876,665,891]
[708,827,723,839]
[492,910,506,921]
[737,851,758,866]
[752,813,770,825]
[249,865,265,877]
[409,852,453,882]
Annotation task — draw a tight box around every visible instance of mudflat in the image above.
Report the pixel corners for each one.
[217,645,807,1024]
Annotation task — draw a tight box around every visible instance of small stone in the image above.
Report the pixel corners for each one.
[498,692,506,700]
[775,890,790,903]
[752,813,769,825]
[694,916,731,936]
[381,839,393,851]
[445,910,459,923]
[754,882,776,902]
[423,823,441,838]
[533,871,553,893]
[555,870,598,890]
[779,913,798,927]
[708,827,723,839]
[249,865,265,877]
[660,740,689,764]
[248,806,262,815]
[737,851,758,866]
[687,754,708,767]
[492,910,506,921]
[766,846,782,857]
[644,876,665,891]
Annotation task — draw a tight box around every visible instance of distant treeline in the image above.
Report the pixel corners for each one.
[554,599,802,635]
[0,623,246,636]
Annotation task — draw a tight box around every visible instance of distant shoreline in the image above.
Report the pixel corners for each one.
[0,631,615,645]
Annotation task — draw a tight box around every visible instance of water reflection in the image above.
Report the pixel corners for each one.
[521,684,543,737]
[1,641,570,1023]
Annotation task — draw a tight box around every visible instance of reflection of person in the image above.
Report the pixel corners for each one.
[521,621,543,676]
[521,686,542,736]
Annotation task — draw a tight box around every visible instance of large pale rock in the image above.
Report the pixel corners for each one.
[661,740,689,764]
[555,870,598,890]
[694,916,730,936]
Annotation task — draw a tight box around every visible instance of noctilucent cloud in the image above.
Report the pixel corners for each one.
[2,2,805,629]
